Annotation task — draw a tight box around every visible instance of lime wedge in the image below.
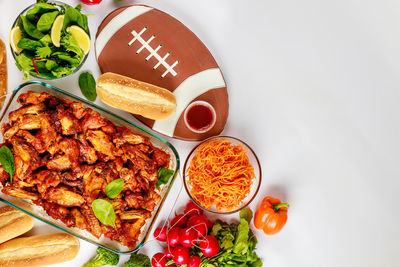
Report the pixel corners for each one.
[67,25,91,55]
[51,15,64,47]
[10,26,23,54]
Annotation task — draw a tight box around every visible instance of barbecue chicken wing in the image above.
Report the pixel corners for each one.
[0,91,172,248]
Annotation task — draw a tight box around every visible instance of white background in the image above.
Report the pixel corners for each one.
[1,0,400,266]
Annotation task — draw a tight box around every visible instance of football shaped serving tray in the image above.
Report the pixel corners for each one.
[95,5,228,141]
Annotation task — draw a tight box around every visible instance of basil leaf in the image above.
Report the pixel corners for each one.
[37,10,59,32]
[91,199,116,228]
[106,178,124,199]
[79,72,97,101]
[0,146,15,183]
[156,167,174,188]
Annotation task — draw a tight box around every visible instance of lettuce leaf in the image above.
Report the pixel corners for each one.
[15,52,34,81]
[36,46,52,58]
[61,33,83,60]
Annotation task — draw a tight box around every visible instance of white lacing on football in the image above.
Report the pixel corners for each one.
[129,27,179,78]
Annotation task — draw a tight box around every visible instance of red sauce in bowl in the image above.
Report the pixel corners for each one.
[184,101,216,133]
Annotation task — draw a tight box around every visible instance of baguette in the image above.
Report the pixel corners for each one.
[0,233,79,267]
[97,72,176,120]
[0,206,34,244]
[0,38,6,108]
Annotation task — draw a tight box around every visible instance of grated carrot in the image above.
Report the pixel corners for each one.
[186,138,255,212]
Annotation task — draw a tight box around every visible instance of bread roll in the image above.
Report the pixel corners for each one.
[0,206,34,244]
[0,233,80,267]
[97,72,176,120]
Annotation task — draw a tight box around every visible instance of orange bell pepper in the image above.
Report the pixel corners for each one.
[254,196,289,235]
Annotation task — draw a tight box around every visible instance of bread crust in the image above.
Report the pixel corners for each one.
[0,233,80,267]
[97,72,176,120]
[0,39,6,108]
[0,206,34,244]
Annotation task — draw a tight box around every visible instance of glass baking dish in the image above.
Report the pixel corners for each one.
[0,81,180,254]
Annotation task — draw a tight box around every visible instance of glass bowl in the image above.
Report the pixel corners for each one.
[10,1,90,80]
[0,81,180,254]
[183,136,262,214]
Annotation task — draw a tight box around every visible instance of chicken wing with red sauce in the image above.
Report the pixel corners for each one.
[0,91,173,249]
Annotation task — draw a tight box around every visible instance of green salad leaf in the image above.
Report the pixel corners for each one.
[63,4,89,33]
[106,179,124,199]
[17,38,43,51]
[203,211,262,266]
[91,199,116,228]
[36,46,52,58]
[39,34,52,46]
[156,167,174,188]
[233,218,250,254]
[13,2,90,81]
[37,10,59,32]
[45,59,57,70]
[21,15,44,40]
[15,52,34,81]
[61,33,83,60]
[0,146,15,183]
[79,72,97,101]
[239,208,253,223]
[26,2,57,21]
[51,66,74,77]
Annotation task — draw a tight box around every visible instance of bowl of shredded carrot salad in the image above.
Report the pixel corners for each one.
[184,136,262,214]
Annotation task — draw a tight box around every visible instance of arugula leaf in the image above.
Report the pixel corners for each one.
[37,10,59,32]
[17,38,43,51]
[92,199,116,228]
[156,167,174,188]
[0,146,15,183]
[106,179,124,199]
[233,218,250,255]
[36,46,52,58]
[21,15,44,40]
[15,52,34,81]
[26,2,57,21]
[79,72,97,101]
